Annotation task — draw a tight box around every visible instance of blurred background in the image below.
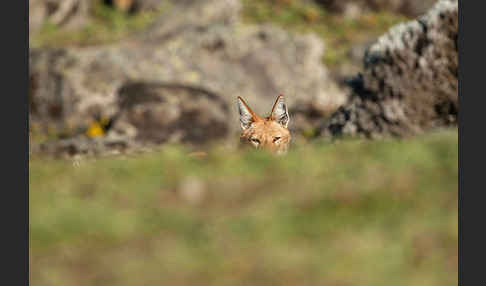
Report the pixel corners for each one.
[29,0,458,285]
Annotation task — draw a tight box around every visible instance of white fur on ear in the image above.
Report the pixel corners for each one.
[271,95,289,128]
[237,97,254,130]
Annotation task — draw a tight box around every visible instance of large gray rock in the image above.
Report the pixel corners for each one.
[29,0,345,147]
[321,0,458,138]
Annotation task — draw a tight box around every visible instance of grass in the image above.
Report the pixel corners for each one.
[30,129,458,286]
[241,0,409,68]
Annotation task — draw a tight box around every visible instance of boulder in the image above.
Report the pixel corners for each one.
[112,82,230,144]
[321,0,458,138]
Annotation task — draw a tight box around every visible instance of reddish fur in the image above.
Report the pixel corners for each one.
[238,95,291,154]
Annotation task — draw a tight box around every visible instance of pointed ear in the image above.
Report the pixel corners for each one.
[270,94,289,128]
[237,96,258,130]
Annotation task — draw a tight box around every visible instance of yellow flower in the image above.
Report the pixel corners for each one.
[86,121,105,138]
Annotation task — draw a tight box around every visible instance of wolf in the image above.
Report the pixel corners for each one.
[237,95,291,154]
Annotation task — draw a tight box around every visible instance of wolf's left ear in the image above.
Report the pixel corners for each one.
[237,96,258,130]
[270,94,289,128]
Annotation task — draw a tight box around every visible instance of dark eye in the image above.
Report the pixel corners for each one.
[250,138,260,144]
[273,136,281,142]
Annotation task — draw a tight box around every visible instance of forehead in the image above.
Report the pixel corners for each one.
[250,120,288,135]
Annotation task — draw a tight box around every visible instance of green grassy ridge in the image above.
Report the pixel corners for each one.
[30,130,457,285]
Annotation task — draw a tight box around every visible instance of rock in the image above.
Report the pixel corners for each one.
[29,0,91,38]
[112,82,230,145]
[321,0,458,138]
[132,0,168,12]
[29,0,48,36]
[312,0,439,18]
[32,134,140,158]
[29,0,345,148]
[108,0,168,13]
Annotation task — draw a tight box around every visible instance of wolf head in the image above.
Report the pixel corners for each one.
[237,95,291,154]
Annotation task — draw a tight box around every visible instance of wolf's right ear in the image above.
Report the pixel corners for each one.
[270,94,289,128]
[237,96,257,130]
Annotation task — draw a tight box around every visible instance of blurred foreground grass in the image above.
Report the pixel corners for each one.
[30,130,458,286]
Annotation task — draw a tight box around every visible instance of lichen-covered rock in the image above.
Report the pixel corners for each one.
[321,0,458,138]
[29,0,345,147]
